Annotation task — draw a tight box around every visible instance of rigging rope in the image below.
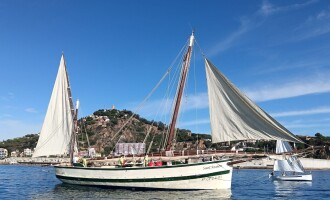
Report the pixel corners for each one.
[108,41,188,148]
[161,40,190,150]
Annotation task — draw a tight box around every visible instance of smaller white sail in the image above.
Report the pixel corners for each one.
[288,156,305,173]
[274,141,304,173]
[274,160,294,172]
[273,156,304,173]
[276,140,293,154]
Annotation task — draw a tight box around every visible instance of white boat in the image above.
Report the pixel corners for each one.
[269,140,312,181]
[33,32,302,190]
[272,174,312,181]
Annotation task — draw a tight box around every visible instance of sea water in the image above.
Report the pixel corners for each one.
[0,165,329,199]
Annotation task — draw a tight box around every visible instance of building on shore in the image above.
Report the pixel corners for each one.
[11,150,19,157]
[78,148,98,158]
[115,143,145,156]
[24,148,33,157]
[0,148,8,159]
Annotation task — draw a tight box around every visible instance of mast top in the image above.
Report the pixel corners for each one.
[76,99,80,109]
[189,32,194,47]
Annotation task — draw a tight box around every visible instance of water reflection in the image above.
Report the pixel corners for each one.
[30,183,232,199]
[273,181,312,198]
[3,167,329,200]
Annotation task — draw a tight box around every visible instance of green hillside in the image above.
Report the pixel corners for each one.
[1,108,329,159]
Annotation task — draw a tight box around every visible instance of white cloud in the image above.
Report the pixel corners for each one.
[245,74,330,102]
[209,0,318,56]
[208,18,254,55]
[179,118,210,127]
[25,107,38,113]
[316,9,330,20]
[129,92,209,119]
[259,0,318,16]
[1,92,14,101]
[286,123,330,129]
[259,0,275,16]
[294,8,330,40]
[297,24,330,41]
[258,59,330,74]
[271,107,330,117]
[131,72,330,118]
[0,119,41,140]
[0,114,13,119]
[180,92,209,111]
[284,119,330,129]
[257,0,328,43]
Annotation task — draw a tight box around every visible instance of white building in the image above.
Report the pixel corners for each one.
[115,143,145,156]
[24,148,32,157]
[0,148,8,159]
[11,151,18,157]
[88,148,97,158]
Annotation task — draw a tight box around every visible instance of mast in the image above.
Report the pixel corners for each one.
[69,98,79,166]
[64,54,78,166]
[165,33,194,151]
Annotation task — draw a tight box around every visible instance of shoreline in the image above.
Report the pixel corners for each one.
[1,156,330,170]
[233,157,330,170]
[0,157,69,166]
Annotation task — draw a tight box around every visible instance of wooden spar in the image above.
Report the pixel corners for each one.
[165,33,194,151]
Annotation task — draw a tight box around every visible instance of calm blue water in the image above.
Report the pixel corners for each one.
[0,165,329,199]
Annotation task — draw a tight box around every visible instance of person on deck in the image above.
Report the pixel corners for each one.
[73,156,79,164]
[118,156,125,167]
[82,158,87,167]
[143,155,149,167]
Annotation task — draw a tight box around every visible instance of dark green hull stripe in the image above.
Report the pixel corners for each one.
[55,159,232,171]
[56,170,230,183]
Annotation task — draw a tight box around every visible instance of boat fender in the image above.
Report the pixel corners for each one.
[148,161,155,167]
[155,161,163,166]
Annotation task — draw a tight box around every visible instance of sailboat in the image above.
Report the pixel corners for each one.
[269,140,312,181]
[34,32,303,190]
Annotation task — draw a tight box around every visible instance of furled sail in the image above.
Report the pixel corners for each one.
[33,55,74,157]
[205,59,302,143]
[276,140,293,154]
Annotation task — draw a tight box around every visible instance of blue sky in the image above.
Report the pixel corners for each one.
[1,0,330,141]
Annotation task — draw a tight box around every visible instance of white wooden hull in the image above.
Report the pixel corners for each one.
[55,159,233,190]
[272,174,312,181]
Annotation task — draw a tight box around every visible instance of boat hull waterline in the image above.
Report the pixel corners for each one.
[55,159,233,190]
[272,174,312,181]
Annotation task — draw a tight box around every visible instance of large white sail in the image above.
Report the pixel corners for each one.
[205,59,302,143]
[33,55,74,157]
